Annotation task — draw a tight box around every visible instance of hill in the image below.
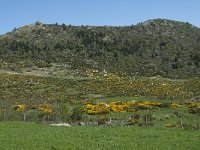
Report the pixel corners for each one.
[0,19,200,78]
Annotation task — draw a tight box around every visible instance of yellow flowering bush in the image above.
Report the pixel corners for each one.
[109,102,128,112]
[84,100,164,115]
[184,102,200,108]
[13,104,26,112]
[12,104,53,113]
[165,123,177,128]
[169,103,182,108]
[84,100,200,115]
[84,103,110,115]
[37,104,53,113]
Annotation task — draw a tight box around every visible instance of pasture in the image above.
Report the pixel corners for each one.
[0,122,200,150]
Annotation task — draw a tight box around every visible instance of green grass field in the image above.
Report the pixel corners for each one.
[0,121,200,150]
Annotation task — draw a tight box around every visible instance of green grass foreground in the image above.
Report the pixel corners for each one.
[0,122,200,150]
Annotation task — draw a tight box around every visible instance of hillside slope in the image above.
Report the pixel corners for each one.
[0,19,200,78]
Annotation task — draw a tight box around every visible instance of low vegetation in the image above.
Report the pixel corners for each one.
[0,73,200,132]
[0,121,200,150]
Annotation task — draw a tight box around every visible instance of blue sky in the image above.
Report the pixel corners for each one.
[1,0,200,34]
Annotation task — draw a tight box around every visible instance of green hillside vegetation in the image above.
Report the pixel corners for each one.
[0,19,200,78]
[0,73,200,105]
[1,73,200,127]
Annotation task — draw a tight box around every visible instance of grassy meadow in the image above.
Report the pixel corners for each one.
[0,121,200,150]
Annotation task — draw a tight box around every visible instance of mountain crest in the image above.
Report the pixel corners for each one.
[0,19,200,79]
